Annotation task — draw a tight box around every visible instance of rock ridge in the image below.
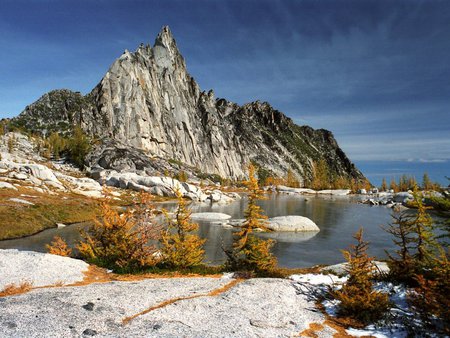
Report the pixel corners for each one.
[11,26,365,184]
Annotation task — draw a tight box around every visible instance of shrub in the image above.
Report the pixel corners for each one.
[225,163,277,275]
[333,228,390,324]
[77,192,160,273]
[46,236,72,257]
[409,251,450,334]
[159,189,205,269]
[174,170,188,182]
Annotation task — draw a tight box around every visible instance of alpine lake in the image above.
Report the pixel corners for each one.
[1,192,428,268]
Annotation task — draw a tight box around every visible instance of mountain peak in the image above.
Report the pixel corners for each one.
[154,25,177,49]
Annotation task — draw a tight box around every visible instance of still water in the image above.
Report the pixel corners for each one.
[0,194,400,268]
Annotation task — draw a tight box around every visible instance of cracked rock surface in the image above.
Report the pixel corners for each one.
[0,277,334,338]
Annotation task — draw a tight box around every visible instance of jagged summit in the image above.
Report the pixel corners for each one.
[155,26,177,49]
[11,27,364,183]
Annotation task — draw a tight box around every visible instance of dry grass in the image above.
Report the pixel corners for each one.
[0,281,33,297]
[0,185,100,240]
[299,322,324,337]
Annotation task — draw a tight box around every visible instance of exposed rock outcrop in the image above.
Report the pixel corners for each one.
[11,26,365,184]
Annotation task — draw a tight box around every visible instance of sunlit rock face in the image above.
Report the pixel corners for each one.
[12,26,364,183]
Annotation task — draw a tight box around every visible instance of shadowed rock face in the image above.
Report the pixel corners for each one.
[12,26,364,183]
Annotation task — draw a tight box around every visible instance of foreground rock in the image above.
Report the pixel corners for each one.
[0,250,334,337]
[0,249,89,289]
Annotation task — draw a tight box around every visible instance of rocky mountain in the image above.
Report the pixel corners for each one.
[12,26,364,184]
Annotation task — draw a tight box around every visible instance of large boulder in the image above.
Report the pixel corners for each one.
[25,164,60,184]
[267,216,320,232]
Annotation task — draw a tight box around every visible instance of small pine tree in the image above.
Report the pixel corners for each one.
[409,187,437,266]
[47,132,67,159]
[159,189,205,269]
[385,187,439,284]
[311,159,330,190]
[7,134,15,153]
[389,178,398,192]
[422,172,432,191]
[225,163,277,274]
[67,126,90,168]
[286,169,300,188]
[380,177,387,191]
[384,212,416,284]
[77,192,160,272]
[46,236,72,257]
[333,228,390,324]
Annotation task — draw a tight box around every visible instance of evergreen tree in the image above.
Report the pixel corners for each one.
[285,169,300,188]
[225,163,277,274]
[384,212,416,284]
[160,189,205,269]
[7,134,15,153]
[333,228,390,324]
[385,187,439,284]
[67,126,90,168]
[389,178,398,192]
[311,159,329,190]
[422,172,432,190]
[380,177,387,191]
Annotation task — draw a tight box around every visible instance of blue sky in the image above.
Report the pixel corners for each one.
[0,0,449,185]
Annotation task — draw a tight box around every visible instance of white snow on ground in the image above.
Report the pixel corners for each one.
[290,273,347,285]
[291,273,414,338]
[0,249,89,289]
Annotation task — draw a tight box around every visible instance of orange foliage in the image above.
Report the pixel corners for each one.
[333,228,390,324]
[409,251,450,334]
[226,163,277,274]
[160,189,205,269]
[77,192,161,273]
[46,235,72,257]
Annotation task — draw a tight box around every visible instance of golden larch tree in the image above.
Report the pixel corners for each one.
[160,188,205,269]
[333,228,390,324]
[225,163,277,274]
[77,192,160,273]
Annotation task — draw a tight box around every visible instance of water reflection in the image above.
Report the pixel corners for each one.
[1,193,400,268]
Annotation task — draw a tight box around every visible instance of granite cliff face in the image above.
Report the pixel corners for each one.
[12,26,364,183]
